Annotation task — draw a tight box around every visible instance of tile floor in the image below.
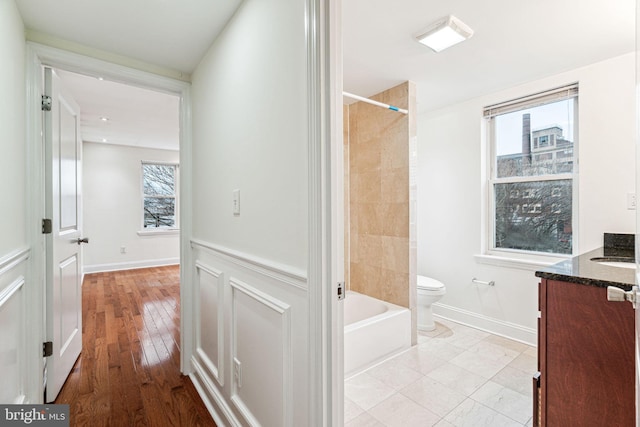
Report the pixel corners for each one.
[344,318,536,427]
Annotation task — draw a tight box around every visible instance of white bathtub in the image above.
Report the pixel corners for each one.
[344,291,411,378]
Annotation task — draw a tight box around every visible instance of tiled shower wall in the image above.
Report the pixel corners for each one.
[344,82,417,342]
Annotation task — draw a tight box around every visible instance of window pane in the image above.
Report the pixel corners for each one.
[495,99,575,178]
[143,164,175,196]
[144,197,175,228]
[494,180,572,254]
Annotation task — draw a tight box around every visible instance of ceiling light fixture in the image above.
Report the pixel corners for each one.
[101,138,107,142]
[100,117,109,122]
[415,15,473,53]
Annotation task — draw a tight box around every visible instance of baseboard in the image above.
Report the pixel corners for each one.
[432,302,537,346]
[190,357,241,427]
[83,258,180,274]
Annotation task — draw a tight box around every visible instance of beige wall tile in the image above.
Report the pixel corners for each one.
[345,81,414,312]
[350,262,382,294]
[378,269,410,307]
[357,234,383,267]
[351,171,381,203]
[381,203,410,238]
[350,139,381,173]
[353,202,383,235]
[381,168,409,204]
[381,236,410,274]
[382,128,409,170]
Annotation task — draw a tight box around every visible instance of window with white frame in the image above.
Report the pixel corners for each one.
[485,84,578,255]
[142,162,178,229]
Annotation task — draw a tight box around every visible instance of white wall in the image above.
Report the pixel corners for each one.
[1,1,26,257]
[418,52,636,344]
[82,142,180,272]
[189,0,310,425]
[191,3,307,270]
[0,0,28,404]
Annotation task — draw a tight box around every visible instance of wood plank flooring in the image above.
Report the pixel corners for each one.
[55,266,216,427]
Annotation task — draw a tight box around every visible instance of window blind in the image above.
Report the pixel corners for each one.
[483,83,579,118]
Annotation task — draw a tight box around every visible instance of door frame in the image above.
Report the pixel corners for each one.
[305,0,344,424]
[24,42,193,403]
[24,10,343,420]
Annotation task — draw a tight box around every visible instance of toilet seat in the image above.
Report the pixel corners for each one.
[417,275,445,292]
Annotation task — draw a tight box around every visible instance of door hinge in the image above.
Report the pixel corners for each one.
[43,341,53,358]
[337,282,345,300]
[42,219,52,234]
[41,95,52,111]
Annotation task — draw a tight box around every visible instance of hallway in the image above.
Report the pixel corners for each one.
[54,266,215,426]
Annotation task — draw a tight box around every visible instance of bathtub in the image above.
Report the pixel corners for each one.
[344,291,411,378]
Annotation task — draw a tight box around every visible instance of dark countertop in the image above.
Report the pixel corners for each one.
[535,247,635,291]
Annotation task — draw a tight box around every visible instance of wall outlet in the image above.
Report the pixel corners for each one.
[627,193,636,210]
[233,189,240,216]
[233,357,242,388]
[120,246,126,254]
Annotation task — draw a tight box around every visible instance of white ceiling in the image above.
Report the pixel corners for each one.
[15,0,243,74]
[15,0,637,148]
[343,0,636,113]
[55,69,180,151]
[16,0,244,151]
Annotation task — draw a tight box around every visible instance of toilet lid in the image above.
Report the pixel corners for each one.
[417,275,445,290]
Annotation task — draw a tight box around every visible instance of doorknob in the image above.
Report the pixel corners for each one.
[607,286,637,308]
[76,237,89,245]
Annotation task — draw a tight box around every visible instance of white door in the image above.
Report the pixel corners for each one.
[44,67,84,402]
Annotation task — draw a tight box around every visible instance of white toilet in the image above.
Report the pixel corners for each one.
[417,275,446,331]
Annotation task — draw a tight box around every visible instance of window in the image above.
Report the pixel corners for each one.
[142,163,178,229]
[485,84,578,255]
[538,135,549,147]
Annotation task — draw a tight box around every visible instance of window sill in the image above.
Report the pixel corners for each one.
[474,252,568,271]
[137,229,180,237]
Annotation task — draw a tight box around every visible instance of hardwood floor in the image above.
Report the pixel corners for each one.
[55,266,216,427]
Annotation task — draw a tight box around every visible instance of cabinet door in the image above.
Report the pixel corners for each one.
[542,279,634,426]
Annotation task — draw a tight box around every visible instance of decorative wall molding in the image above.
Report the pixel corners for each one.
[83,258,179,274]
[433,302,537,346]
[0,248,30,279]
[0,277,25,308]
[0,276,25,405]
[194,261,224,387]
[190,361,242,427]
[230,278,292,427]
[191,239,307,290]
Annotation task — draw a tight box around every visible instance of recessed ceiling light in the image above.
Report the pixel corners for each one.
[100,117,109,122]
[101,138,107,142]
[97,77,104,81]
[416,15,473,53]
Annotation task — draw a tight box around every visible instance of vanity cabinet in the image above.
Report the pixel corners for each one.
[535,279,634,426]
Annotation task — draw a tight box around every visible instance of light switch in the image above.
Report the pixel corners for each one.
[233,189,240,215]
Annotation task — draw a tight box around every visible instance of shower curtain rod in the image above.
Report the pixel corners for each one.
[342,91,408,115]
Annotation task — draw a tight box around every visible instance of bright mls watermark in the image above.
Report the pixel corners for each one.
[0,405,69,426]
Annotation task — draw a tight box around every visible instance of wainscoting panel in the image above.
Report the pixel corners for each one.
[58,255,80,353]
[0,248,30,404]
[195,261,225,386]
[230,278,291,427]
[189,240,307,427]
